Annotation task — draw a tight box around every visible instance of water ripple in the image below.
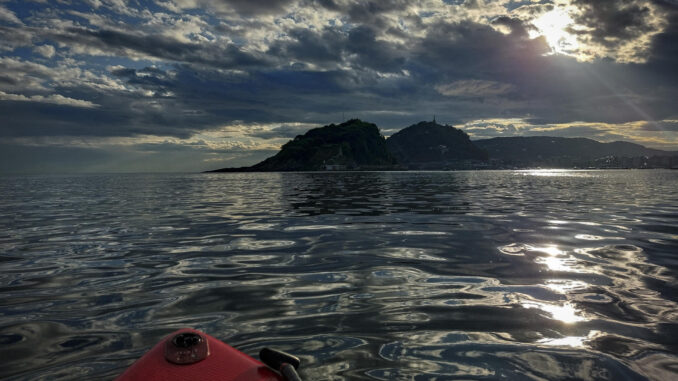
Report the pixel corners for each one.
[1,171,677,380]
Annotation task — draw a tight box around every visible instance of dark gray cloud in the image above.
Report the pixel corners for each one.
[314,0,416,30]
[110,67,137,77]
[266,24,408,73]
[571,0,654,45]
[0,25,32,51]
[492,16,531,38]
[346,26,406,72]
[216,0,296,14]
[0,74,18,86]
[47,27,272,69]
[111,66,176,93]
[415,20,550,80]
[183,0,297,15]
[267,27,345,67]
[647,3,678,74]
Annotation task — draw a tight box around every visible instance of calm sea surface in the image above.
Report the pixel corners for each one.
[1,170,678,380]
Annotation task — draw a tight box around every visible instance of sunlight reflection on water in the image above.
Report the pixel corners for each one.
[538,330,603,348]
[521,301,587,323]
[520,169,594,177]
[1,170,677,380]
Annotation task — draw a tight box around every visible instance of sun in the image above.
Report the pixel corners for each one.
[531,9,578,55]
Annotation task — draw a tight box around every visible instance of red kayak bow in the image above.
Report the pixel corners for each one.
[116,328,299,381]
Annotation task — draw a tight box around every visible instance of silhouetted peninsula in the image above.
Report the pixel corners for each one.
[209,119,398,172]
[207,120,678,172]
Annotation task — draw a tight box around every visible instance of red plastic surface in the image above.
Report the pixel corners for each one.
[116,328,283,381]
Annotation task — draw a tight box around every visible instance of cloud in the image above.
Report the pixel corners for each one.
[33,44,56,58]
[639,120,678,131]
[515,119,678,148]
[267,27,345,68]
[244,123,318,139]
[0,91,99,108]
[492,15,531,37]
[0,56,127,94]
[567,0,668,62]
[415,19,550,79]
[47,27,272,69]
[646,3,678,71]
[346,25,407,72]
[435,79,515,97]
[461,118,531,138]
[571,0,654,44]
[0,5,22,25]
[159,0,297,16]
[530,124,614,138]
[0,25,32,52]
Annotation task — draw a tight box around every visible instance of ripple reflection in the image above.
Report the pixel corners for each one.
[1,171,677,380]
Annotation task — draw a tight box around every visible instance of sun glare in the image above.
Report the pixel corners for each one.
[531,9,578,55]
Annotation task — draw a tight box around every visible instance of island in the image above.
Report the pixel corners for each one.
[207,119,678,172]
[208,119,399,172]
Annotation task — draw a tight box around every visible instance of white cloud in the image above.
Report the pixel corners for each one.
[0,91,99,108]
[85,0,103,9]
[33,44,56,58]
[0,57,128,94]
[0,5,22,25]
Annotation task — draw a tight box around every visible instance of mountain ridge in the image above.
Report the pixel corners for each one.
[207,120,678,172]
[474,136,677,168]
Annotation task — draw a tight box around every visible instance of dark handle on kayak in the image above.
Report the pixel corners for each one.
[280,363,301,381]
[260,347,302,381]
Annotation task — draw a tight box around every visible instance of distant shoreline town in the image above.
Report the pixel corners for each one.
[208,119,678,172]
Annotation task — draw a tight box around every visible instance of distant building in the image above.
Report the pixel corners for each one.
[324,164,347,171]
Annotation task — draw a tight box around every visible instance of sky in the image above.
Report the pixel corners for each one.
[1,0,677,173]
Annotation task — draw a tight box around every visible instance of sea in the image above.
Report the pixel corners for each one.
[1,170,677,380]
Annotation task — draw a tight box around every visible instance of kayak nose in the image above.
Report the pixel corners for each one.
[116,328,284,381]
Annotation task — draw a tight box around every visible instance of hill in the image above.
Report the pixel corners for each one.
[209,119,398,172]
[386,121,488,169]
[474,136,677,167]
